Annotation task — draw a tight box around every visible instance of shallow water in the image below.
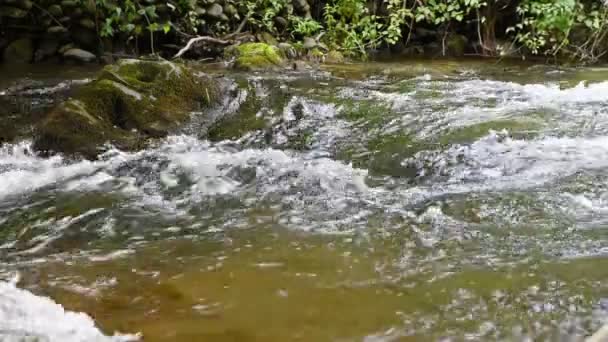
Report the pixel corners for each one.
[1,59,608,341]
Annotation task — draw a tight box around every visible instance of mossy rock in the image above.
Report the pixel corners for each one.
[325,50,345,64]
[34,59,219,158]
[227,43,284,71]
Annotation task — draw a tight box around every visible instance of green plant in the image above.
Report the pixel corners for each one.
[324,0,386,57]
[242,0,290,33]
[508,0,578,54]
[507,0,608,61]
[94,0,172,53]
[289,15,322,37]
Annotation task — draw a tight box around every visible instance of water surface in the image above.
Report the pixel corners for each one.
[1,59,608,341]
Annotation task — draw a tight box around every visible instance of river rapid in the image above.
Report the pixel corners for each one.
[0,60,607,341]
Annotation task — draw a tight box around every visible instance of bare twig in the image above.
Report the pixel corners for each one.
[173,36,232,59]
[235,13,252,35]
[32,3,65,28]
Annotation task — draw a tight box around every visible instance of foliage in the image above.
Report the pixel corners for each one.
[94,0,171,39]
[413,0,486,25]
[323,0,387,57]
[508,0,608,61]
[24,0,608,62]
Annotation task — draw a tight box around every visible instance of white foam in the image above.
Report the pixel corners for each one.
[0,280,139,342]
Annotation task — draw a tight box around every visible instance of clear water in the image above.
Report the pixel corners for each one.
[1,60,608,341]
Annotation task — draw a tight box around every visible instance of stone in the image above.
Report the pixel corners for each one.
[224,4,237,16]
[58,43,75,55]
[71,28,97,50]
[446,34,468,57]
[60,0,78,7]
[302,37,316,50]
[324,50,344,64]
[226,43,284,70]
[47,26,69,35]
[307,48,324,62]
[69,7,83,18]
[293,0,311,16]
[292,60,310,71]
[0,6,28,18]
[274,16,288,29]
[47,4,63,17]
[206,3,223,19]
[258,32,278,46]
[3,38,34,63]
[34,59,220,158]
[195,7,205,16]
[62,48,96,63]
[79,18,96,30]
[16,0,33,10]
[278,42,297,59]
[34,39,60,62]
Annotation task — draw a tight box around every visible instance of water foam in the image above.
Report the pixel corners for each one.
[0,278,139,342]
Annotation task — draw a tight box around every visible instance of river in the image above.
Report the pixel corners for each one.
[0,59,607,341]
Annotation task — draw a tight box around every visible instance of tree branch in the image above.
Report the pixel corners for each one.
[173,36,232,59]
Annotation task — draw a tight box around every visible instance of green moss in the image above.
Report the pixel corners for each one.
[208,107,267,141]
[436,119,541,146]
[231,43,284,70]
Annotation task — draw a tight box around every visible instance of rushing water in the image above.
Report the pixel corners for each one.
[1,59,608,341]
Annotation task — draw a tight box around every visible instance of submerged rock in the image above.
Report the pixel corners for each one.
[34,59,219,158]
[227,43,284,70]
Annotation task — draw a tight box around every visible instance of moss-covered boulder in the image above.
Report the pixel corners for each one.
[34,59,219,158]
[227,43,284,71]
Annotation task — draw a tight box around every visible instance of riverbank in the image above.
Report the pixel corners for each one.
[3,0,608,67]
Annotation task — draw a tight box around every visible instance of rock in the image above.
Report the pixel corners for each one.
[71,28,97,50]
[278,42,297,59]
[206,3,223,19]
[60,0,78,7]
[79,18,96,30]
[274,16,288,30]
[0,6,28,18]
[224,4,237,16]
[415,27,437,39]
[227,43,284,70]
[34,39,60,62]
[69,7,83,18]
[292,60,310,71]
[100,53,114,65]
[3,38,34,63]
[446,34,468,57]
[302,37,316,50]
[258,32,278,46]
[307,48,324,62]
[195,6,205,16]
[63,48,97,63]
[324,50,344,64]
[47,4,63,17]
[58,43,74,55]
[293,0,311,17]
[15,0,33,10]
[34,59,219,158]
[47,26,69,35]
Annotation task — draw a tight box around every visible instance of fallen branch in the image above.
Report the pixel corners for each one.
[173,36,232,59]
